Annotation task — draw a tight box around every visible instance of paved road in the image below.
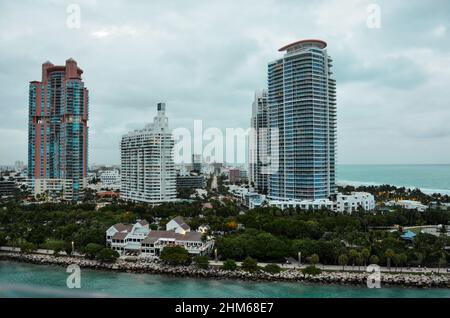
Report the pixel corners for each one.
[209,260,450,274]
[0,246,81,256]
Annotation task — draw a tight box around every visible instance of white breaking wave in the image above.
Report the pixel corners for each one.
[337,180,450,196]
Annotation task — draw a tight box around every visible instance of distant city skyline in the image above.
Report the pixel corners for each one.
[1,0,450,165]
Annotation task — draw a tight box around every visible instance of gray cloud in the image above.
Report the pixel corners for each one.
[0,0,449,165]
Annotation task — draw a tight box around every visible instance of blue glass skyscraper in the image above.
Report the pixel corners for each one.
[268,39,336,201]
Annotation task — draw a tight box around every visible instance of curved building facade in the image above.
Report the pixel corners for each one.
[268,39,336,201]
[28,59,89,201]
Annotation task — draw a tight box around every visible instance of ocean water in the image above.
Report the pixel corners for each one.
[337,165,450,195]
[0,261,449,298]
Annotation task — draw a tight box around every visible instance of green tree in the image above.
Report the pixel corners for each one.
[399,253,408,272]
[338,254,348,271]
[361,248,370,267]
[385,249,396,271]
[222,259,237,271]
[96,248,119,263]
[414,252,424,267]
[84,243,104,260]
[0,232,6,246]
[438,253,447,273]
[369,255,379,265]
[26,227,47,245]
[302,265,322,275]
[194,256,209,269]
[310,254,319,267]
[264,264,281,274]
[241,257,258,272]
[392,253,401,272]
[349,249,358,270]
[355,252,364,271]
[42,239,65,256]
[160,246,190,266]
[20,241,36,254]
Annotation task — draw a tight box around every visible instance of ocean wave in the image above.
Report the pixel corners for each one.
[337,180,450,195]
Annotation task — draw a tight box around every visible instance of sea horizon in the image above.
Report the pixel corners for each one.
[337,164,450,195]
[338,163,450,166]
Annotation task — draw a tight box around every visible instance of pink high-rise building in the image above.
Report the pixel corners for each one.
[28,58,89,201]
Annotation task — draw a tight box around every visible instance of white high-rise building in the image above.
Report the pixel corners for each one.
[120,103,176,204]
[249,89,268,194]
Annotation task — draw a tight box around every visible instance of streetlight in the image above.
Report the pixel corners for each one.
[214,248,218,262]
[298,252,302,266]
[71,241,74,256]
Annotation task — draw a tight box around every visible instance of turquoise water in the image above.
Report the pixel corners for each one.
[337,165,450,195]
[0,261,449,298]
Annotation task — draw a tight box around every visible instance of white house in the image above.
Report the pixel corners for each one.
[335,192,376,213]
[106,220,150,255]
[166,216,190,235]
[106,217,213,258]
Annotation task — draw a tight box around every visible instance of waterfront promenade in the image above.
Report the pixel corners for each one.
[1,246,448,274]
[1,251,448,288]
[210,260,449,274]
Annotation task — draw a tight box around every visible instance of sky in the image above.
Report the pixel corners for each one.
[0,0,449,165]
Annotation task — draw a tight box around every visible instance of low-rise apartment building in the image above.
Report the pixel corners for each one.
[335,192,376,213]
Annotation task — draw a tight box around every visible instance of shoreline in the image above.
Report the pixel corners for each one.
[336,180,450,196]
[1,252,448,289]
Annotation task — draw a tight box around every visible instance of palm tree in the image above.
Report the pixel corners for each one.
[349,249,358,270]
[439,225,447,237]
[385,249,396,272]
[361,248,370,267]
[399,253,407,273]
[369,255,379,265]
[414,252,424,268]
[310,254,319,267]
[438,253,446,273]
[392,254,401,272]
[355,253,364,271]
[338,254,348,271]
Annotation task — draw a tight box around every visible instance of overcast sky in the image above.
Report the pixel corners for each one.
[0,0,449,165]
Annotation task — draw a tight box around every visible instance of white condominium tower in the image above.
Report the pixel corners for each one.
[267,39,336,201]
[249,89,269,194]
[120,103,176,204]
